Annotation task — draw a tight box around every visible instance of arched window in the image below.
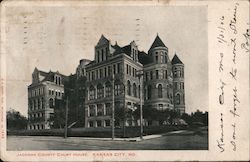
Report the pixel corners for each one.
[49,98,54,108]
[97,84,104,99]
[105,81,112,97]
[176,94,180,105]
[148,85,152,99]
[133,83,137,97]
[127,80,131,96]
[89,85,96,100]
[158,84,163,98]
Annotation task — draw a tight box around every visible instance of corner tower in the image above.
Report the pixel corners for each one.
[143,34,174,116]
[171,54,185,114]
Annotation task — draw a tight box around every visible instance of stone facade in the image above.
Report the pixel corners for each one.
[85,35,143,128]
[84,34,185,128]
[27,34,185,129]
[27,68,67,130]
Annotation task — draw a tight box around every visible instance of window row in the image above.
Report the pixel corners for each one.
[126,64,139,77]
[145,84,173,103]
[87,63,122,81]
[174,82,184,90]
[173,67,184,78]
[48,89,64,97]
[29,112,44,119]
[29,124,45,130]
[131,48,138,62]
[54,76,62,85]
[126,80,141,98]
[88,103,110,117]
[145,70,171,81]
[29,98,45,110]
[88,120,111,127]
[88,102,122,117]
[89,81,124,100]
[154,51,168,64]
[28,87,45,97]
[96,47,109,63]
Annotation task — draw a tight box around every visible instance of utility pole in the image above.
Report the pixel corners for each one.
[136,70,144,140]
[112,74,115,140]
[64,96,68,139]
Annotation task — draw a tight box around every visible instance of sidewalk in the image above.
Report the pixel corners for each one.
[67,129,188,142]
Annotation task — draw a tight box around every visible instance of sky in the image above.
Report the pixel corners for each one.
[4,5,208,116]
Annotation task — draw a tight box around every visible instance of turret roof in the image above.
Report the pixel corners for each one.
[149,35,167,50]
[171,54,183,64]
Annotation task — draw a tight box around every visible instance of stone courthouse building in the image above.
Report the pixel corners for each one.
[27,68,67,130]
[27,34,185,129]
[84,34,185,128]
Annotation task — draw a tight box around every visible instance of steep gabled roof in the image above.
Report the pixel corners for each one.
[121,44,131,56]
[171,54,183,64]
[96,34,109,46]
[149,35,167,50]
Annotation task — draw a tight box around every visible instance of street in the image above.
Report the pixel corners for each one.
[7,129,208,150]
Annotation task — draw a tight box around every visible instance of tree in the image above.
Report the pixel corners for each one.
[7,109,28,130]
[181,110,208,126]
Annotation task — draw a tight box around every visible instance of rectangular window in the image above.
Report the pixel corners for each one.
[113,64,116,74]
[132,68,135,77]
[97,104,104,116]
[104,67,107,77]
[108,66,112,76]
[89,105,95,116]
[150,71,153,80]
[89,121,93,127]
[126,64,129,74]
[99,69,103,78]
[117,63,121,73]
[129,66,131,76]
[105,120,110,127]
[97,51,100,63]
[105,47,108,60]
[105,103,112,115]
[92,71,95,80]
[155,55,158,63]
[165,70,168,79]
[156,70,159,79]
[96,70,98,79]
[97,120,102,127]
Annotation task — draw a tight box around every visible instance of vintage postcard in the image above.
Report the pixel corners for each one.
[0,0,249,161]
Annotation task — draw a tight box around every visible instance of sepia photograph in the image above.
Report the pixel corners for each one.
[5,4,208,151]
[1,0,249,161]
